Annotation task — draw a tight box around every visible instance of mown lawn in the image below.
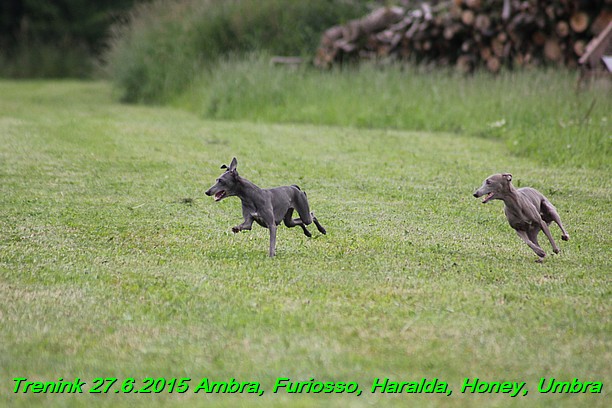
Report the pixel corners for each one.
[0,81,610,407]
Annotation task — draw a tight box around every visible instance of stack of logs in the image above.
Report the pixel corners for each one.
[314,0,611,73]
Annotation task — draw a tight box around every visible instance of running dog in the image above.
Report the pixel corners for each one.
[205,158,326,257]
[473,173,569,261]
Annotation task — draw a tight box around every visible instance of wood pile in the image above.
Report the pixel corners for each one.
[314,0,612,72]
[578,21,612,86]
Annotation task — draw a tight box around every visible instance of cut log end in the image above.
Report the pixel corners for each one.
[570,11,590,33]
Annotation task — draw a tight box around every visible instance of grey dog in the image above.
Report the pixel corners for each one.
[473,173,569,261]
[205,158,326,257]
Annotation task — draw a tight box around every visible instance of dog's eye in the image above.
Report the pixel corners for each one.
[486,180,491,185]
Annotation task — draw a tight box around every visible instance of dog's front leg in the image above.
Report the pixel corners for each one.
[515,230,546,260]
[233,214,254,233]
[268,224,277,257]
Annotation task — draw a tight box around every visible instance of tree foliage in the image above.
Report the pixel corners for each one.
[0,0,146,77]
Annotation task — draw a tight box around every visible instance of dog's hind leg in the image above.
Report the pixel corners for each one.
[293,187,326,235]
[283,208,312,237]
[312,213,326,235]
[540,221,560,254]
[541,200,569,241]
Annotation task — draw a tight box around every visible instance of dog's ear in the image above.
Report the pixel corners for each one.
[229,157,238,172]
[502,173,512,182]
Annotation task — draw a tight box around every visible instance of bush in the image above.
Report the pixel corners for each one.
[103,0,368,102]
[0,0,140,78]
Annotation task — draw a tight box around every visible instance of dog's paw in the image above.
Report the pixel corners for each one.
[535,257,544,263]
[553,248,560,254]
[232,226,241,233]
[562,234,569,241]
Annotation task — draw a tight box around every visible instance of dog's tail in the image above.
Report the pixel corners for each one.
[292,185,308,198]
[292,185,312,224]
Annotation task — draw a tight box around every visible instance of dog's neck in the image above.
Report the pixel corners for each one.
[494,181,517,203]
[500,184,532,222]
[234,176,263,205]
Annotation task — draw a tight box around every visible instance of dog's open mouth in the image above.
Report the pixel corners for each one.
[482,192,495,203]
[214,191,227,201]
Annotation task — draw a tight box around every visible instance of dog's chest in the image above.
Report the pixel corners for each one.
[504,205,536,230]
[509,218,534,231]
[241,198,273,227]
[246,207,270,227]
[251,211,264,223]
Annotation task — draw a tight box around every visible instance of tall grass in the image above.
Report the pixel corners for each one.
[177,55,611,169]
[104,0,610,169]
[103,0,368,102]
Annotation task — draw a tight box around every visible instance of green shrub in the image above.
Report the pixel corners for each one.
[103,0,368,102]
[0,1,141,79]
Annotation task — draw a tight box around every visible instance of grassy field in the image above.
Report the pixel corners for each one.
[175,58,610,170]
[0,80,610,407]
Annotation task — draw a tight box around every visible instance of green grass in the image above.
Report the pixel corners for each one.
[103,0,610,171]
[1,80,610,407]
[175,56,611,170]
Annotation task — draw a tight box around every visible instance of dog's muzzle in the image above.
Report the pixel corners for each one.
[213,191,226,201]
